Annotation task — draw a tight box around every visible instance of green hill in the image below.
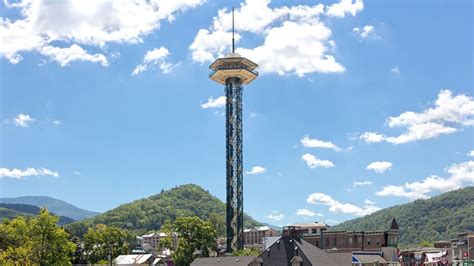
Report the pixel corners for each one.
[0,196,99,221]
[332,187,474,247]
[67,184,262,236]
[0,203,76,226]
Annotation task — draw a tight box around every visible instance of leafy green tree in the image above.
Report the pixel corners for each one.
[233,247,261,257]
[0,216,33,264]
[158,220,175,252]
[208,212,225,237]
[172,216,217,266]
[0,208,76,265]
[83,224,132,263]
[419,240,433,247]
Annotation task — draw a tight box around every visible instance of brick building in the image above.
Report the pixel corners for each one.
[299,218,399,253]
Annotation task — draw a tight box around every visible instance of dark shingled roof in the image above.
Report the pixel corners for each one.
[390,218,399,230]
[259,236,343,266]
[190,256,260,266]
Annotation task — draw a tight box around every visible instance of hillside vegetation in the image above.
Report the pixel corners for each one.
[0,203,76,225]
[0,196,99,220]
[332,187,474,247]
[68,184,262,236]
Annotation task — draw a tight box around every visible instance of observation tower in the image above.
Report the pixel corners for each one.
[209,8,259,253]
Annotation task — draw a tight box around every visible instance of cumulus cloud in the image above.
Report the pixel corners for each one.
[201,96,226,109]
[366,161,393,174]
[190,0,352,76]
[307,192,380,216]
[376,160,474,200]
[267,211,284,221]
[391,66,400,75]
[12,113,37,127]
[245,166,266,175]
[361,90,474,144]
[353,181,372,187]
[300,136,341,151]
[0,0,204,65]
[40,44,108,67]
[301,153,335,168]
[468,150,474,157]
[296,209,322,217]
[0,167,59,179]
[364,199,375,205]
[326,0,364,18]
[132,47,176,75]
[353,25,378,39]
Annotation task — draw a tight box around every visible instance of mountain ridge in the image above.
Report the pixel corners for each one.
[331,186,474,247]
[0,196,100,221]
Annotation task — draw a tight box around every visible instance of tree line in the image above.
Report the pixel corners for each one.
[0,208,220,265]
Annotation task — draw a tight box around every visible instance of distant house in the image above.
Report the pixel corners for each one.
[114,254,167,265]
[243,226,278,249]
[191,256,263,266]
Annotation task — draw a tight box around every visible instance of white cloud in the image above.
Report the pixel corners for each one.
[201,96,226,109]
[361,90,474,144]
[132,47,176,75]
[301,153,335,168]
[307,192,380,216]
[468,150,474,157]
[326,0,364,18]
[366,161,393,174]
[296,209,322,217]
[0,167,59,179]
[0,0,204,65]
[376,160,474,200]
[40,44,108,66]
[353,25,377,39]
[300,136,341,151]
[73,171,80,175]
[267,211,284,221]
[245,166,266,175]
[364,199,375,205]
[353,181,372,187]
[391,66,400,75]
[190,0,350,76]
[12,113,37,127]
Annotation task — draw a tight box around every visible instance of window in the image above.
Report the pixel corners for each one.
[349,238,353,244]
[326,238,329,246]
[316,241,319,247]
[376,238,380,245]
[367,238,371,245]
[333,238,336,247]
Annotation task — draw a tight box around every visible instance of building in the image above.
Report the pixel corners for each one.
[191,256,263,266]
[138,232,177,255]
[114,254,167,265]
[243,226,278,248]
[283,222,329,235]
[258,233,344,266]
[301,218,399,253]
[451,231,474,263]
[208,8,259,253]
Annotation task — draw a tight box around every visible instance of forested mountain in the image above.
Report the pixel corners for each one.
[0,196,99,220]
[0,203,76,225]
[332,187,474,247]
[67,184,262,237]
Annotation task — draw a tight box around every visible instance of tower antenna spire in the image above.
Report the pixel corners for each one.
[232,7,235,53]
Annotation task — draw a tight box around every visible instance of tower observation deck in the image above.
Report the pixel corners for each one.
[209,8,259,253]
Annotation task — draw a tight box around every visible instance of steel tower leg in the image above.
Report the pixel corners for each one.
[225,77,244,253]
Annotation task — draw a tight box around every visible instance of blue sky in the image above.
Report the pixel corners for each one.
[0,0,473,226]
